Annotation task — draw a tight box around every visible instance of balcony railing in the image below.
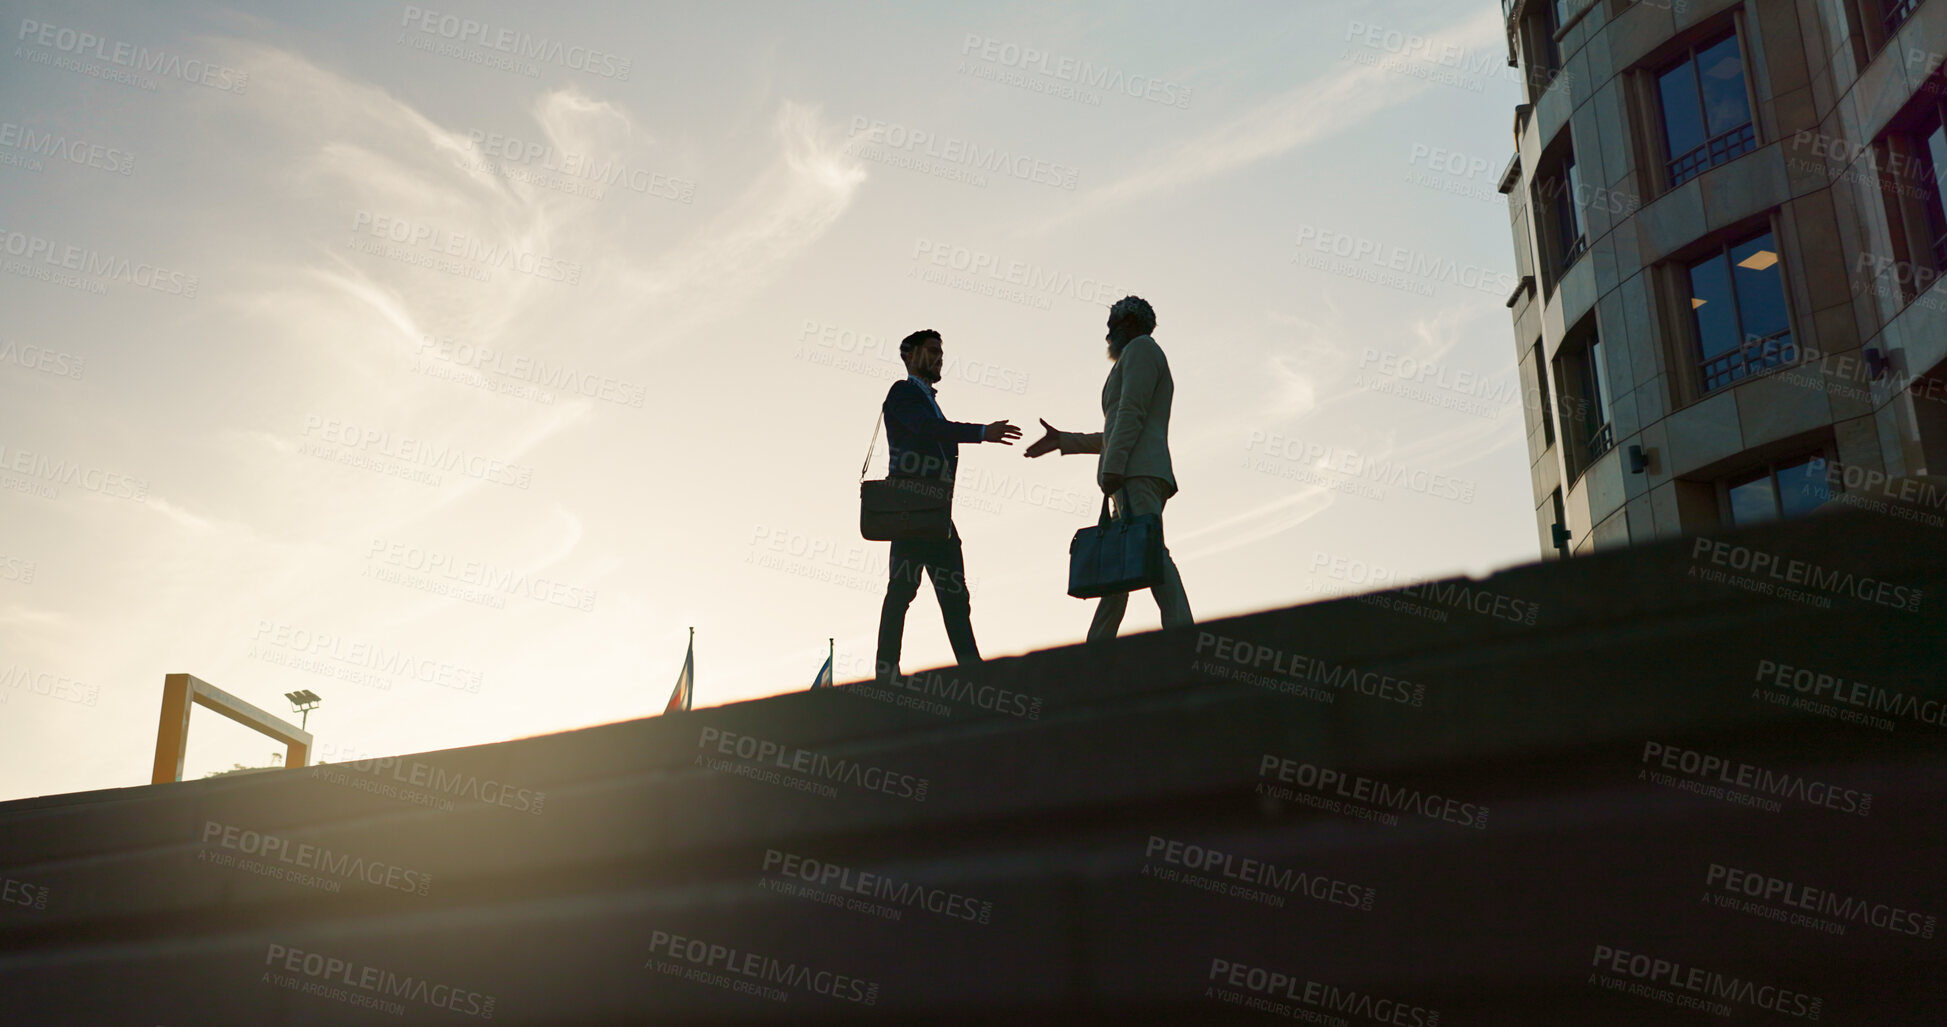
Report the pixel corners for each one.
[1584,421,1615,466]
[1700,328,1795,392]
[1668,122,1757,186]
[1555,234,1587,279]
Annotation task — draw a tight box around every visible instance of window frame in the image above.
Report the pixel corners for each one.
[1518,0,1565,101]
[1837,0,1918,63]
[1679,222,1801,398]
[1533,339,1557,450]
[1554,153,1590,275]
[1883,0,1925,37]
[1534,140,1589,292]
[1873,89,1947,311]
[1916,127,1947,269]
[1552,316,1614,483]
[1650,25,1761,189]
[1582,332,1615,462]
[1716,446,1839,527]
[1548,487,1569,560]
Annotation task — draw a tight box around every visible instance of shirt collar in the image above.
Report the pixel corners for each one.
[908,373,936,395]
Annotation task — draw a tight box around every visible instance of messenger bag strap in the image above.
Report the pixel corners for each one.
[860,411,883,483]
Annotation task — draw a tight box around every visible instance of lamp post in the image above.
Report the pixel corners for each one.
[284,690,321,730]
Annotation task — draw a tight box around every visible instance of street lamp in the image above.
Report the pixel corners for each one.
[284,690,321,730]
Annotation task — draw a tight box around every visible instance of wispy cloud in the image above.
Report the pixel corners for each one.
[613,100,867,346]
[1035,6,1504,230]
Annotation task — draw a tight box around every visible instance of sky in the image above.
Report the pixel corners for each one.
[0,0,1536,799]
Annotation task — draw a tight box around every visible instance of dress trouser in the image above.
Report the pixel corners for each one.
[1088,475,1194,642]
[876,520,981,680]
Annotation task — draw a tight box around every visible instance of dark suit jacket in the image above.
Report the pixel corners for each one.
[884,378,984,492]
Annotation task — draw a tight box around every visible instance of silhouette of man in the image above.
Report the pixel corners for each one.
[876,329,1020,683]
[1026,295,1193,640]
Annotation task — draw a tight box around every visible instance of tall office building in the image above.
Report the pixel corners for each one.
[1500,0,1947,557]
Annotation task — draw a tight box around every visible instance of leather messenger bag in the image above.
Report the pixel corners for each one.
[1067,492,1164,598]
[858,413,952,541]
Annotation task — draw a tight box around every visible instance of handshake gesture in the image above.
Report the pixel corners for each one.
[978,418,1065,454]
[982,418,1118,492]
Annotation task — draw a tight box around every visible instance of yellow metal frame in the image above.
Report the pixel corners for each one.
[151,673,312,784]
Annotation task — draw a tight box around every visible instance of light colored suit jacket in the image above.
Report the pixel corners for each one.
[1058,335,1177,498]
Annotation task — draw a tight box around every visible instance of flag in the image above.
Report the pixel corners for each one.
[810,638,834,689]
[664,628,693,714]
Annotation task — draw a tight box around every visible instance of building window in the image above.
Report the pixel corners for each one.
[1883,0,1924,35]
[1537,148,1588,286]
[1657,31,1757,186]
[1916,121,1947,269]
[1840,0,1921,59]
[1724,454,1833,525]
[1533,340,1556,449]
[1686,230,1794,392]
[1875,94,1947,307]
[1558,155,1588,271]
[1554,324,1614,477]
[1520,1,1564,98]
[1548,488,1569,559]
[1579,332,1615,463]
[1909,368,1947,474]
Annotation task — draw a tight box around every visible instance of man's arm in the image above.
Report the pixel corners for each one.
[1024,419,1100,457]
[1057,431,1102,455]
[885,381,986,445]
[1025,419,1094,457]
[1100,338,1158,477]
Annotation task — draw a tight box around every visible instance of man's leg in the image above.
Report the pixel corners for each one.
[1087,478,1192,641]
[1153,554,1194,628]
[1086,488,1137,642]
[1135,478,1194,629]
[875,538,925,682]
[1086,588,1130,643]
[924,524,982,666]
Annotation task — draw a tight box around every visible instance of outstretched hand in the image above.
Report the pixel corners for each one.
[1023,418,1062,458]
[984,419,1023,445]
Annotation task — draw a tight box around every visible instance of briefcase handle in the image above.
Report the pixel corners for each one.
[1096,485,1134,530]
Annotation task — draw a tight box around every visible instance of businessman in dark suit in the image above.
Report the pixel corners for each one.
[876,329,1020,684]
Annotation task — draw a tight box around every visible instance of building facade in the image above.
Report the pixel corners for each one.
[1501,0,1947,557]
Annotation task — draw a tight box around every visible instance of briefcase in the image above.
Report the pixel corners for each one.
[1068,494,1165,598]
[860,476,952,541]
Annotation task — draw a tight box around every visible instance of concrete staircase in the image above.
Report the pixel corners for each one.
[2,502,1943,1024]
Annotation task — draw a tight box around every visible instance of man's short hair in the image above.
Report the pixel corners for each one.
[1107,295,1156,339]
[900,329,941,357]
